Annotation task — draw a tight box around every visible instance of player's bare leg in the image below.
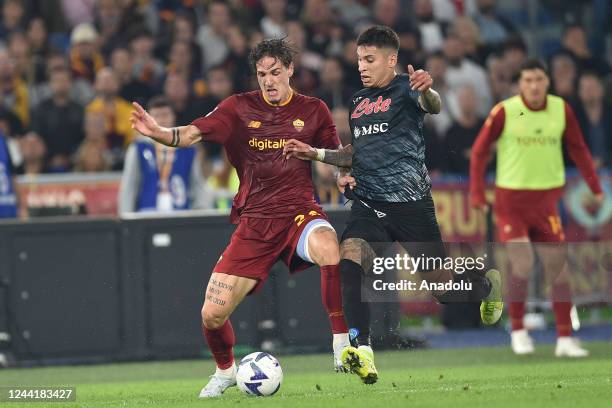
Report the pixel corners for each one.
[536,244,588,357]
[199,273,258,398]
[336,237,379,384]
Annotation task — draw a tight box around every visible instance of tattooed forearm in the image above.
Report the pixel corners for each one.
[205,293,226,306]
[210,278,233,292]
[419,88,441,114]
[319,144,354,167]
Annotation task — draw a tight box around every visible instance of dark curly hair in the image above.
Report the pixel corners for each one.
[248,38,298,73]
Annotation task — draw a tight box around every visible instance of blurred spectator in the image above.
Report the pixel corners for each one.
[397,28,427,69]
[550,51,578,108]
[30,53,95,108]
[425,51,454,136]
[222,25,251,92]
[487,53,512,103]
[261,0,287,39]
[317,57,356,109]
[206,151,239,210]
[442,34,492,117]
[561,24,610,77]
[341,39,362,90]
[8,32,34,84]
[330,0,371,32]
[285,20,320,94]
[111,47,152,106]
[502,37,528,79]
[74,139,111,172]
[26,17,50,85]
[0,0,26,39]
[96,0,124,56]
[118,96,209,214]
[157,12,203,75]
[197,0,232,70]
[471,0,515,50]
[576,72,612,168]
[163,72,204,125]
[130,29,165,90]
[201,66,234,158]
[331,106,351,146]
[442,85,484,173]
[86,67,134,169]
[450,16,483,64]
[31,67,84,172]
[414,0,445,53]
[302,0,345,57]
[18,131,48,175]
[61,0,95,27]
[314,160,342,205]
[167,40,206,98]
[69,23,104,84]
[372,0,410,33]
[0,48,29,127]
[0,129,17,218]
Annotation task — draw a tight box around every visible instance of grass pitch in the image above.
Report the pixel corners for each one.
[1,342,611,408]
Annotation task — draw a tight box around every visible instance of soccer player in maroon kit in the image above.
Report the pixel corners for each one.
[130,39,370,397]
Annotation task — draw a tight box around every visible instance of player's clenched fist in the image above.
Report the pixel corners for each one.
[337,174,356,193]
[407,64,433,92]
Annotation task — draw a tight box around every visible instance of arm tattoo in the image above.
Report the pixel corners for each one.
[419,89,442,114]
[320,144,354,167]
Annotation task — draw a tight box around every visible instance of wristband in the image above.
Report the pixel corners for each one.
[315,148,325,161]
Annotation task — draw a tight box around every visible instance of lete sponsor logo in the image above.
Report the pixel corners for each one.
[351,96,392,119]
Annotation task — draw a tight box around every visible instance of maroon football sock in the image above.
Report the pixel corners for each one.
[552,281,572,337]
[203,319,235,369]
[321,264,349,334]
[509,275,528,331]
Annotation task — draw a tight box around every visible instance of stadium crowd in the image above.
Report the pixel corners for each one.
[0,0,610,209]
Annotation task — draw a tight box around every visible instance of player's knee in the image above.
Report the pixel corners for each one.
[309,229,340,265]
[201,307,228,330]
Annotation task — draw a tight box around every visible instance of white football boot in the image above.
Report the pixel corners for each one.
[198,364,237,398]
[511,329,535,355]
[555,337,589,358]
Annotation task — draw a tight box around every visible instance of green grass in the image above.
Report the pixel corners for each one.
[1,342,611,408]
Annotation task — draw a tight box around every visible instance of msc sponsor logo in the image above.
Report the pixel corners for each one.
[353,123,389,139]
[351,96,392,119]
[249,137,288,150]
[293,118,304,132]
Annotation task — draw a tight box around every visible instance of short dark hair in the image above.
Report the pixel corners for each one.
[519,59,549,78]
[248,38,297,72]
[356,25,400,52]
[147,95,173,111]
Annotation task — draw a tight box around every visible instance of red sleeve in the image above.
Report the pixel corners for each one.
[313,100,340,150]
[563,102,602,194]
[469,103,505,207]
[190,95,237,144]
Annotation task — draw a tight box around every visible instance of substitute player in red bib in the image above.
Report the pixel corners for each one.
[130,39,372,397]
[470,59,603,357]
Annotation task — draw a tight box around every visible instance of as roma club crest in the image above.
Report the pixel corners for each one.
[293,118,304,132]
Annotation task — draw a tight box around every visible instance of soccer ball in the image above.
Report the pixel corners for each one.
[236,352,283,396]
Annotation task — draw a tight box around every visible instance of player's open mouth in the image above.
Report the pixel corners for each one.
[361,75,370,82]
[267,89,278,98]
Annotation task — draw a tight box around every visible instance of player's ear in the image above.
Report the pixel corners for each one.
[388,51,398,68]
[287,62,295,78]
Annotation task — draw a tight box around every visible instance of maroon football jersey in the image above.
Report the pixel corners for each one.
[191,91,340,222]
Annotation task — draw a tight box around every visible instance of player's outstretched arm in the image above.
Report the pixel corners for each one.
[283,139,353,167]
[407,64,441,114]
[130,102,202,147]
